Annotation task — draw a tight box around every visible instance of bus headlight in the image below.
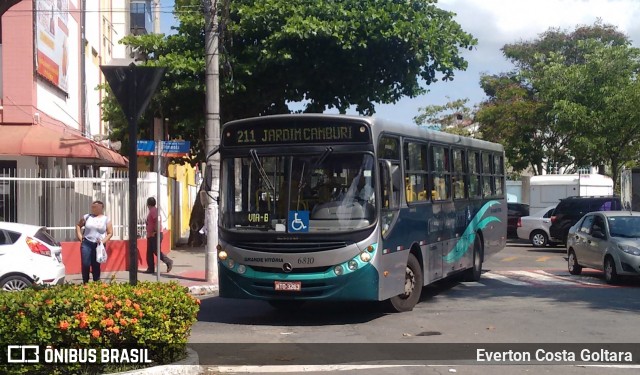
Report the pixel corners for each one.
[226,259,235,268]
[334,265,344,276]
[237,264,247,274]
[218,250,228,261]
[348,260,358,271]
[360,252,371,263]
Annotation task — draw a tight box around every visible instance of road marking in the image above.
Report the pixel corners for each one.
[208,364,428,373]
[501,256,519,262]
[506,270,576,285]
[536,256,552,262]
[534,270,605,286]
[481,272,530,285]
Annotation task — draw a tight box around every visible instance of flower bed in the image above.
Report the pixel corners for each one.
[0,281,200,375]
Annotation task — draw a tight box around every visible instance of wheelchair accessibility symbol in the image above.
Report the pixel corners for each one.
[288,211,309,232]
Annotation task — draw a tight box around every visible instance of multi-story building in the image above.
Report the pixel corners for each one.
[0,0,160,223]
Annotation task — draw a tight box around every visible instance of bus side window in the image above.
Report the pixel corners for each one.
[404,141,428,203]
[431,145,450,201]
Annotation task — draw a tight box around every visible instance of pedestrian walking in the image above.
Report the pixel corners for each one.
[75,200,113,283]
[144,197,173,273]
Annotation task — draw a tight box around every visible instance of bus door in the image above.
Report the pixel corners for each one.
[378,158,408,297]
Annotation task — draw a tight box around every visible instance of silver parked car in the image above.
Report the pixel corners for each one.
[517,205,557,247]
[567,211,640,284]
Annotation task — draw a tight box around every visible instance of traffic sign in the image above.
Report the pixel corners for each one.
[162,140,190,157]
[137,140,155,156]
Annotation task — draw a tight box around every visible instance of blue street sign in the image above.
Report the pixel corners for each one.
[136,140,155,156]
[162,141,190,157]
[288,211,309,233]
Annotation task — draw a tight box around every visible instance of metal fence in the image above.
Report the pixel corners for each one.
[0,169,169,241]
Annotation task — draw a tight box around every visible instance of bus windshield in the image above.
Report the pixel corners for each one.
[221,152,376,233]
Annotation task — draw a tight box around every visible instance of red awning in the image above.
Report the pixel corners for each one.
[0,124,128,167]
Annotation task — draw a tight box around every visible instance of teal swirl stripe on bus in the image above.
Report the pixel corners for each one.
[443,200,502,264]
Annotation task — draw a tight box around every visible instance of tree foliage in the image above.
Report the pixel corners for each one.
[101,0,477,162]
[413,98,476,137]
[476,21,640,186]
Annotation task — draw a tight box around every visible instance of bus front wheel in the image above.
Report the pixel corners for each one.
[388,253,423,312]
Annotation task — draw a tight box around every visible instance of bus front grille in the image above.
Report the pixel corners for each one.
[235,242,348,253]
[251,266,332,274]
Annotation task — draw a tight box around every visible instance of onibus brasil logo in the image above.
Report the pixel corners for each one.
[6,345,152,364]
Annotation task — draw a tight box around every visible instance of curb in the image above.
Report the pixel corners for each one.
[108,348,202,375]
[188,284,219,297]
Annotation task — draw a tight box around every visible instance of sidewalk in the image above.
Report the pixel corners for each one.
[65,246,219,297]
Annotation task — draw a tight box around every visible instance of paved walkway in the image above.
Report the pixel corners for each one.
[66,246,219,296]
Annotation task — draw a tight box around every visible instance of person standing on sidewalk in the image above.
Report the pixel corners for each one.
[75,200,113,283]
[144,197,173,273]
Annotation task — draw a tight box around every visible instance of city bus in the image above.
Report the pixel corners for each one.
[216,114,506,312]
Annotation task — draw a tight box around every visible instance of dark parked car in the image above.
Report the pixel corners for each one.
[549,196,621,244]
[507,203,530,238]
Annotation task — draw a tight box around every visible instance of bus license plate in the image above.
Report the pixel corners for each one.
[274,281,301,292]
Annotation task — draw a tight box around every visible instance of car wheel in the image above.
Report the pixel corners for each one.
[567,249,582,275]
[388,253,423,312]
[604,256,619,285]
[530,231,549,247]
[461,234,483,282]
[0,275,33,291]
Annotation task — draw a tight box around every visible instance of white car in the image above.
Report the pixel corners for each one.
[0,222,65,291]
[516,205,557,247]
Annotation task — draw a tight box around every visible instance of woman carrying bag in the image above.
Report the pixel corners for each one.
[75,200,113,283]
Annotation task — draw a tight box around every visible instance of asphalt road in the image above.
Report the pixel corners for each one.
[192,240,640,374]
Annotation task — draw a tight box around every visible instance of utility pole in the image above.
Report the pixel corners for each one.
[203,0,220,282]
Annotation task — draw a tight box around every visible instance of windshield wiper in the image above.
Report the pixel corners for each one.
[296,147,333,207]
[249,149,275,194]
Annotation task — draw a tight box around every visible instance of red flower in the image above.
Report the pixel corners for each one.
[130,318,138,324]
[105,302,114,309]
[119,319,128,326]
[101,318,115,327]
[112,327,121,334]
[133,303,141,311]
[115,311,122,318]
[59,321,70,330]
[79,320,88,329]
[91,329,101,338]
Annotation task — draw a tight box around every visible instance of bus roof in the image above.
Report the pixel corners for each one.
[222,114,503,152]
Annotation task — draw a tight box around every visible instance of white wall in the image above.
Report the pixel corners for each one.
[111,0,129,59]
[506,180,522,203]
[36,16,81,131]
[84,0,103,138]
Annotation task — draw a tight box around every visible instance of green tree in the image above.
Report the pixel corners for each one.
[102,0,477,160]
[413,98,476,137]
[533,39,640,187]
[475,22,638,182]
[476,74,566,175]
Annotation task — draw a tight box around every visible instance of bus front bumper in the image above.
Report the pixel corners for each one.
[218,263,380,301]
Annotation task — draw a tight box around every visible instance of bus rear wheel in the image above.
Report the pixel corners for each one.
[388,253,423,312]
[461,234,483,282]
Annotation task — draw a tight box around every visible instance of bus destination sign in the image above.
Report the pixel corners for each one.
[223,121,371,146]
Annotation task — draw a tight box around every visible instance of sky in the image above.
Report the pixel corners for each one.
[160,0,640,125]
